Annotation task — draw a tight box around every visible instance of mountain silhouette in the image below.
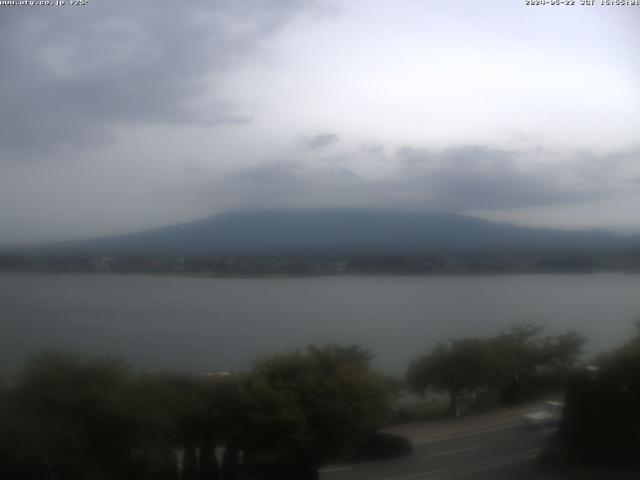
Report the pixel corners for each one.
[17,209,637,257]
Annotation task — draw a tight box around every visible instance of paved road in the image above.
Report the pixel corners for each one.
[320,422,557,480]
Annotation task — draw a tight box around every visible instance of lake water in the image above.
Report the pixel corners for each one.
[1,272,639,375]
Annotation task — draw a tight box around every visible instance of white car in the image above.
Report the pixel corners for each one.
[523,401,563,428]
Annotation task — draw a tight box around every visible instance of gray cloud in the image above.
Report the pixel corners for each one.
[0,0,317,157]
[200,146,637,213]
[391,146,615,210]
[199,161,365,211]
[361,143,385,156]
[303,133,340,150]
[0,1,637,244]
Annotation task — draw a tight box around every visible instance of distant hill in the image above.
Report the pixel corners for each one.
[10,209,638,257]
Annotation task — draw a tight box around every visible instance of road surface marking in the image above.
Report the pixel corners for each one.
[318,466,353,473]
[413,421,524,445]
[423,444,486,459]
[451,450,540,478]
[382,448,541,480]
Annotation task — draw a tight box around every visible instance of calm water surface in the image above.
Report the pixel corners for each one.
[2,272,639,374]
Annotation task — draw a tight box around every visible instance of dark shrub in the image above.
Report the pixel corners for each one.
[241,455,318,480]
[559,364,640,468]
[353,433,412,462]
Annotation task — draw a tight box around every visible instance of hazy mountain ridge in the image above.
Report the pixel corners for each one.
[8,209,638,257]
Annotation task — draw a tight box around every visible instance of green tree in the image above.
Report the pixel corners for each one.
[542,330,586,370]
[491,323,585,403]
[124,372,212,478]
[490,323,547,403]
[5,352,136,479]
[183,443,198,480]
[198,440,220,480]
[558,324,640,467]
[241,345,391,476]
[197,374,248,479]
[407,338,494,416]
[407,324,586,413]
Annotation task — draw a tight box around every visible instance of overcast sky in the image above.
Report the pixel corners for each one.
[1,0,638,245]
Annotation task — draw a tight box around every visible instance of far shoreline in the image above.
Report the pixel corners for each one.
[2,268,640,280]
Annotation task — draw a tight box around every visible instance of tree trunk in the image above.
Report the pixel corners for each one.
[449,391,459,417]
[199,441,220,480]
[183,443,198,480]
[221,445,238,480]
[156,448,179,480]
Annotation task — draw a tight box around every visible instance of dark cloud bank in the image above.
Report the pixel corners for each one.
[303,133,340,150]
[200,146,639,214]
[0,0,319,157]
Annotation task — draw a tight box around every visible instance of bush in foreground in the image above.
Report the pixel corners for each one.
[353,433,412,462]
[0,345,391,479]
[548,324,640,469]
